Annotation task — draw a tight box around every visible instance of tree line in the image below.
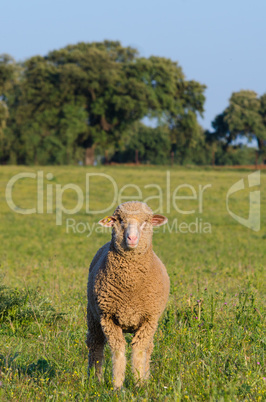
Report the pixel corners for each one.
[0,41,265,166]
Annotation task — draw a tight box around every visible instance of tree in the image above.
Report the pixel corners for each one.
[259,93,266,154]
[211,90,266,162]
[1,41,206,165]
[112,123,171,164]
[46,45,206,164]
[0,54,18,162]
[225,91,266,147]
[140,57,206,163]
[46,41,151,164]
[3,54,89,164]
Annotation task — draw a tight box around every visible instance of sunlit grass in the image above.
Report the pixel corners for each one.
[0,165,265,401]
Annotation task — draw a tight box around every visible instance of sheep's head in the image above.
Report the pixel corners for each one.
[99,201,167,254]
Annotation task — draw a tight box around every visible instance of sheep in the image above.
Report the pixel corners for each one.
[86,201,170,389]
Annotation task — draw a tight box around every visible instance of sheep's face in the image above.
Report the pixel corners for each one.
[99,202,167,254]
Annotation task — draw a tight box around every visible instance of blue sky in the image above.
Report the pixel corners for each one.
[1,0,266,131]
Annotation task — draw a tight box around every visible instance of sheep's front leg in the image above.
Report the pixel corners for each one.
[100,315,126,389]
[131,319,157,383]
[144,340,154,380]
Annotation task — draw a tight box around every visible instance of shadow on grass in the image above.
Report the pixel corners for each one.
[0,353,56,380]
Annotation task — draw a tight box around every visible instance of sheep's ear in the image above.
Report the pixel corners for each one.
[98,216,116,227]
[151,214,168,227]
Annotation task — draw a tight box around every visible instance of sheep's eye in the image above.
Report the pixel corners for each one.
[118,218,124,226]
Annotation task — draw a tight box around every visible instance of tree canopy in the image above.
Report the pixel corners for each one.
[211,90,266,152]
[0,41,206,165]
[3,42,264,167]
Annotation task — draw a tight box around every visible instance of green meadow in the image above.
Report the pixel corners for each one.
[0,166,265,401]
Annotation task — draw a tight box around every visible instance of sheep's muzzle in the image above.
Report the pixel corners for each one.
[125,218,144,249]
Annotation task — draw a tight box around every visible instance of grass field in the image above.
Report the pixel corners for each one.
[0,166,265,401]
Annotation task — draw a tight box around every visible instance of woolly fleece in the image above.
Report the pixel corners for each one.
[86,201,170,388]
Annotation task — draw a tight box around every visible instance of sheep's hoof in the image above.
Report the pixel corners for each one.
[113,385,123,392]
[134,378,147,388]
[96,374,103,383]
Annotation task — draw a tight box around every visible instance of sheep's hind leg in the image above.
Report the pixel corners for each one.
[100,316,126,389]
[86,317,106,382]
[131,320,157,384]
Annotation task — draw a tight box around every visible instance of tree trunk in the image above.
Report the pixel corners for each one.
[257,137,266,165]
[170,151,174,167]
[104,149,109,165]
[255,150,258,170]
[135,149,139,165]
[85,147,95,166]
[212,148,215,167]
[257,137,263,150]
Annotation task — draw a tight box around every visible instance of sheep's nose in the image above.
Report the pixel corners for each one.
[127,235,138,242]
